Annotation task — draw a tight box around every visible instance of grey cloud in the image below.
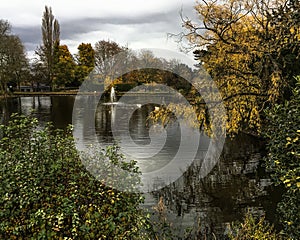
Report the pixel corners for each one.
[13,26,41,52]
[13,12,174,52]
[11,5,190,54]
[60,10,183,40]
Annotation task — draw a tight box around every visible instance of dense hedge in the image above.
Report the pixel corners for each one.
[0,115,149,239]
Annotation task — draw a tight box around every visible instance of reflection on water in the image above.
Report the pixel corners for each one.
[0,96,74,128]
[145,134,282,238]
[0,96,281,238]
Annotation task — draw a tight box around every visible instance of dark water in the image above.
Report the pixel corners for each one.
[0,96,281,238]
[147,134,282,238]
[0,96,74,128]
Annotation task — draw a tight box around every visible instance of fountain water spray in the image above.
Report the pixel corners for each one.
[110,86,116,103]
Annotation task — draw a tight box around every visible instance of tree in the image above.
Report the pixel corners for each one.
[267,0,300,98]
[94,40,125,86]
[264,76,300,239]
[36,6,60,90]
[0,20,10,40]
[76,43,95,69]
[179,0,300,136]
[53,45,76,87]
[0,20,28,93]
[74,43,95,86]
[29,60,48,90]
[6,36,28,90]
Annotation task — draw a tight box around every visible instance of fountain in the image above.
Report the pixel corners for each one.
[110,86,116,103]
[104,86,141,108]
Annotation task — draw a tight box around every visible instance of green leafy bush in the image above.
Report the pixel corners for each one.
[0,114,149,239]
[264,76,300,239]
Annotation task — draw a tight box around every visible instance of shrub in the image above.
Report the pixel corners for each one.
[264,76,300,239]
[227,212,284,240]
[0,114,149,239]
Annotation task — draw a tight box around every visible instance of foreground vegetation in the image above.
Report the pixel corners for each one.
[0,115,150,239]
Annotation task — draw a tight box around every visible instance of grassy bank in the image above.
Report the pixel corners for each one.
[13,90,79,96]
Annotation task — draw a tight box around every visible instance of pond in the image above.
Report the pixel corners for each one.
[0,95,282,238]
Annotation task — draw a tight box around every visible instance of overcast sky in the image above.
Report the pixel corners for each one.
[1,0,198,63]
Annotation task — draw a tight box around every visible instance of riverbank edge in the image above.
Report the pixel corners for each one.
[1,90,174,99]
[0,91,78,99]
[13,90,79,96]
